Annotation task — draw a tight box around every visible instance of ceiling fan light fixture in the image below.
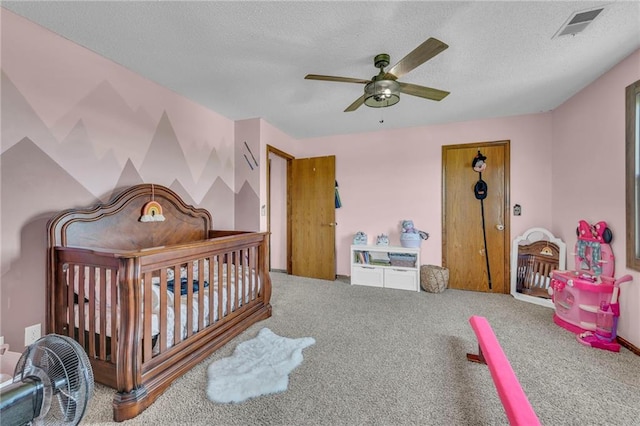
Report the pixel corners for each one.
[364,80,400,108]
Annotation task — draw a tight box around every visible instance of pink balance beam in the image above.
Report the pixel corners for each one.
[467,315,540,426]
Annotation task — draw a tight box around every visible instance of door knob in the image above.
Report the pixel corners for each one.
[496,224,505,231]
[326,222,337,227]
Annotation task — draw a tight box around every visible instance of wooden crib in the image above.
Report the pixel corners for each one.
[47,184,272,421]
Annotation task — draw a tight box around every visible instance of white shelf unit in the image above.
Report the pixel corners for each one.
[350,245,421,292]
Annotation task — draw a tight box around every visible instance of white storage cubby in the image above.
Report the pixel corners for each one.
[350,245,420,292]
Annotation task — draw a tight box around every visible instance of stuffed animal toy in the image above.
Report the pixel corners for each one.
[401,220,429,240]
[401,220,416,233]
[376,234,390,246]
[353,231,368,245]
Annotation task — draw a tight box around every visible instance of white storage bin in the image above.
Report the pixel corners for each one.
[352,265,384,287]
[384,268,418,291]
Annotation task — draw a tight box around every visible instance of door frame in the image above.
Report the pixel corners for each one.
[266,144,294,274]
[441,140,511,293]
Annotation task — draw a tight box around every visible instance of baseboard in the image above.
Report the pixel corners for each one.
[617,335,640,356]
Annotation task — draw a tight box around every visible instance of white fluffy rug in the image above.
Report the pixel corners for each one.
[206,328,315,403]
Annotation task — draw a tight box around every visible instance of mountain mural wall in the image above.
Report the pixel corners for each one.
[0,10,259,350]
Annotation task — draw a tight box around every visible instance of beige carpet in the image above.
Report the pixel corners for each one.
[81,272,640,425]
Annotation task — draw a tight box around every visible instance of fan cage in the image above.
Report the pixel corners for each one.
[14,334,94,425]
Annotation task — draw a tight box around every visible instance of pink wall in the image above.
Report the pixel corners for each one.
[0,10,251,350]
[235,118,261,231]
[551,49,640,346]
[297,113,554,277]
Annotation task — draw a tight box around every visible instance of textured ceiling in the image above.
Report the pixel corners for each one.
[3,1,640,140]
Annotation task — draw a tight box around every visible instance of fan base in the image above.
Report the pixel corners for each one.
[374,53,390,69]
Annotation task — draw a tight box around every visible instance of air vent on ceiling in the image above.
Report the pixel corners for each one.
[553,6,605,38]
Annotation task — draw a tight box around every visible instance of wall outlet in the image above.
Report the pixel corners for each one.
[24,323,41,346]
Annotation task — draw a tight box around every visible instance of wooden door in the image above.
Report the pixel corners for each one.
[442,141,510,293]
[289,155,336,280]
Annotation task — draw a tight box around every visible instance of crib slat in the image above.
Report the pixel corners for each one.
[78,266,86,348]
[56,263,69,335]
[88,266,96,358]
[225,257,232,315]
[241,248,248,304]
[65,263,76,337]
[143,271,153,362]
[110,269,118,363]
[173,265,181,345]
[252,247,256,300]
[186,262,194,338]
[246,248,253,305]
[68,266,76,340]
[217,257,224,322]
[159,268,168,353]
[198,258,205,331]
[99,268,107,360]
[208,256,220,325]
[235,250,241,310]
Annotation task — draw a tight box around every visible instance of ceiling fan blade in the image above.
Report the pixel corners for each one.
[344,95,365,112]
[385,37,449,80]
[398,82,450,101]
[305,74,370,84]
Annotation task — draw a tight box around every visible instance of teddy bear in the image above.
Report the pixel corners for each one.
[402,220,417,233]
[401,220,429,240]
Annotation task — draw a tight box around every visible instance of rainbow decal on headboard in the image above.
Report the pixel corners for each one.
[139,200,166,222]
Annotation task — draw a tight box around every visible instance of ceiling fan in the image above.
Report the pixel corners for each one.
[305,37,450,112]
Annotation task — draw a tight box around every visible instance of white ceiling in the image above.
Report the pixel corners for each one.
[3,1,640,140]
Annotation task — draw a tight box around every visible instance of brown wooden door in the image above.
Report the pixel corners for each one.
[442,141,510,293]
[289,155,336,280]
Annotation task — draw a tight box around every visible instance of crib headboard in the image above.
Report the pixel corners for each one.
[48,184,213,251]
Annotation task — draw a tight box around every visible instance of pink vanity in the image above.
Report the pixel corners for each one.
[549,220,632,352]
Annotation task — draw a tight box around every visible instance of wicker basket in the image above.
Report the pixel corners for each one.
[420,265,449,293]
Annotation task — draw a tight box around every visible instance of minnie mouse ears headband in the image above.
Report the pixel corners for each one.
[472,150,487,173]
[472,151,487,169]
